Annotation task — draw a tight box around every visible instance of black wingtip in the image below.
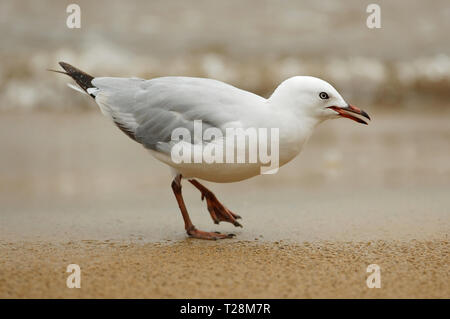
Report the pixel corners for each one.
[55,62,95,94]
[58,61,74,72]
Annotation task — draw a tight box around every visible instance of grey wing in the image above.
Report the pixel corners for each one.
[92,76,265,154]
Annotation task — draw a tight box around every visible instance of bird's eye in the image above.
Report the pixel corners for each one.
[319,92,329,99]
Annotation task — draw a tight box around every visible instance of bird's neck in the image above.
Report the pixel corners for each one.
[265,87,325,166]
[265,106,319,167]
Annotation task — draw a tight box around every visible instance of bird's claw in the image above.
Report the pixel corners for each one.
[207,204,242,228]
[187,228,235,240]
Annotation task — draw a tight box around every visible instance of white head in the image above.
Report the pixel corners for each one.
[269,76,370,125]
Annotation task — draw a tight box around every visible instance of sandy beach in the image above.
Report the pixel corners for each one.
[0,111,449,298]
[1,240,448,299]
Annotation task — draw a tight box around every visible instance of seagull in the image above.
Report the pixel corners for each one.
[52,62,370,240]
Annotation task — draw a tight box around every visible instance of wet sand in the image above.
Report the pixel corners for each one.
[0,111,449,298]
[1,240,448,298]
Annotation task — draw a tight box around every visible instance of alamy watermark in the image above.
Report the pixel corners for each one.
[366,4,381,29]
[366,264,381,288]
[66,4,81,29]
[170,120,280,174]
[66,264,81,288]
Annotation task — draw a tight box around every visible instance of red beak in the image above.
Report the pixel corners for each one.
[327,104,371,125]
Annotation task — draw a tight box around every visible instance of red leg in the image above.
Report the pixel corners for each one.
[171,175,235,240]
[189,179,242,227]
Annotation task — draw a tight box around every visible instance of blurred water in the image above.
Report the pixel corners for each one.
[0,0,449,110]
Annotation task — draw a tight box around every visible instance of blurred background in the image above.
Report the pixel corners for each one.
[1,0,450,110]
[0,0,449,242]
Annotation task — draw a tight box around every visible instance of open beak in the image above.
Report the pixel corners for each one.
[327,104,371,125]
